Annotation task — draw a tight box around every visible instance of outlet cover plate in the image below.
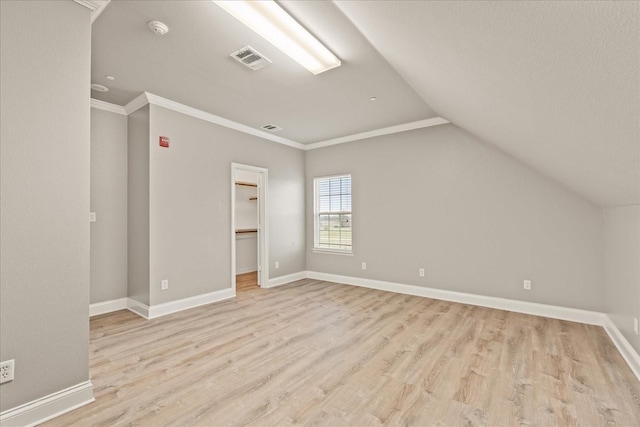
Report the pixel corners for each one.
[1,359,15,384]
[524,280,532,290]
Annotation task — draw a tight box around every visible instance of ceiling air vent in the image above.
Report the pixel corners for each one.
[230,46,272,70]
[261,124,282,132]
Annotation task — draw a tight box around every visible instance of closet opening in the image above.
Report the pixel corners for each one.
[231,163,268,293]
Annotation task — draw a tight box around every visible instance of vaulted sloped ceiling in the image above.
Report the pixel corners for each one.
[335,1,640,207]
[91,1,639,207]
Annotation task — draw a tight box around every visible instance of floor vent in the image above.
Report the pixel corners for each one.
[261,124,282,132]
[230,46,272,70]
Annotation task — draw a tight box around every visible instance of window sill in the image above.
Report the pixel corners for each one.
[312,248,353,256]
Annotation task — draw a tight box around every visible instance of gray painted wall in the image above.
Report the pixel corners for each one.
[0,0,91,411]
[306,124,605,311]
[91,109,128,304]
[604,205,640,353]
[236,235,258,274]
[128,106,151,305]
[148,105,305,305]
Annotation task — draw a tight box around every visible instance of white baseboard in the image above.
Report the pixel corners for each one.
[89,297,128,317]
[0,381,94,427]
[305,271,605,325]
[111,272,640,383]
[603,316,640,380]
[126,298,151,319]
[127,288,235,320]
[236,267,258,275]
[304,271,640,381]
[266,271,307,288]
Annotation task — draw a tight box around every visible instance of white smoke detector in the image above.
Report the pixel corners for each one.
[148,21,169,36]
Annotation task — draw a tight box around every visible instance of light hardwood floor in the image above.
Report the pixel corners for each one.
[45,276,640,426]
[236,271,260,292]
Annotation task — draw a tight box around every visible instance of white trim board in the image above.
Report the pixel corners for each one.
[99,92,449,151]
[73,0,110,23]
[126,288,235,320]
[603,317,640,380]
[126,298,150,319]
[122,93,304,149]
[89,297,128,316]
[306,271,605,325]
[123,92,149,115]
[304,117,450,150]
[303,270,640,381]
[146,93,305,150]
[266,271,307,288]
[90,98,126,115]
[236,267,258,275]
[0,381,94,427]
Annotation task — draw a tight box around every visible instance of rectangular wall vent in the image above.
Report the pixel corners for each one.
[261,124,282,132]
[230,46,272,70]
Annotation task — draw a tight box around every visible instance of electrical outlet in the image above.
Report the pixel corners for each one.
[635,317,638,334]
[1,360,15,384]
[89,212,96,222]
[275,261,279,269]
[419,268,425,277]
[523,280,532,290]
[161,279,168,290]
[361,262,367,270]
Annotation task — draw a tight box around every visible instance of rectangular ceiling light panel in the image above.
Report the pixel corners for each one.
[214,0,341,75]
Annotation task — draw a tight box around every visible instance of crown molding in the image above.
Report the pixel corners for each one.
[144,93,306,150]
[114,91,451,151]
[90,98,126,115]
[73,0,110,23]
[123,92,149,115]
[304,117,450,150]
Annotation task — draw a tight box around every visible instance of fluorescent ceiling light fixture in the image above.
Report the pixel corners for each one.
[214,0,341,75]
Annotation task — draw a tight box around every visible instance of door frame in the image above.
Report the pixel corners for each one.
[231,162,269,293]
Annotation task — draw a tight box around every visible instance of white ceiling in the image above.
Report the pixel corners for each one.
[90,0,435,144]
[91,1,639,207]
[335,0,640,207]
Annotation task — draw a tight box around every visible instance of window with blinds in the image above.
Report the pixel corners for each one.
[313,174,352,253]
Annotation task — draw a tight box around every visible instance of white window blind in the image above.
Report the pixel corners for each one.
[313,174,352,253]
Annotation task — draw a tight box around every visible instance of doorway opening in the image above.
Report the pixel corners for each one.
[231,163,268,294]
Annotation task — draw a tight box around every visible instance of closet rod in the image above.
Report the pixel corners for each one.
[236,228,258,234]
[235,181,257,187]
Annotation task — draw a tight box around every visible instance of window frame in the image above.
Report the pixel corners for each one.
[312,173,353,255]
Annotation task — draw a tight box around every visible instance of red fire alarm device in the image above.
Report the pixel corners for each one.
[159,136,170,148]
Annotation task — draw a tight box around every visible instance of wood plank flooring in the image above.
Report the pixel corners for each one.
[236,271,259,292]
[44,277,640,426]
